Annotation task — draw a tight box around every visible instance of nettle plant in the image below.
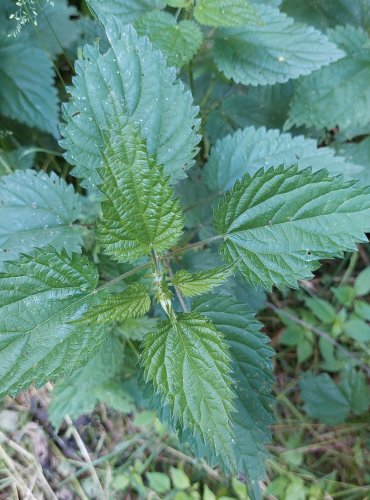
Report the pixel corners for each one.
[1,0,370,497]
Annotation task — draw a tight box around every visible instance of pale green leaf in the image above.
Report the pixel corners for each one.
[135,11,203,67]
[354,266,370,296]
[0,247,105,399]
[49,334,133,429]
[194,0,261,27]
[166,0,191,7]
[285,26,370,132]
[61,21,200,190]
[97,126,184,263]
[0,34,59,137]
[77,283,151,325]
[0,170,83,269]
[86,0,166,26]
[141,313,236,464]
[213,5,344,86]
[173,265,234,297]
[193,294,274,489]
[204,126,361,193]
[214,165,370,290]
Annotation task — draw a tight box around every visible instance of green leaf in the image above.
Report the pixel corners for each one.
[205,82,293,143]
[0,170,83,269]
[281,0,370,32]
[49,334,133,429]
[214,166,370,290]
[0,33,59,137]
[204,126,361,193]
[86,0,166,26]
[173,265,234,297]
[0,147,35,177]
[135,11,203,67]
[343,319,370,342]
[61,21,200,191]
[97,126,184,263]
[354,266,370,296]
[0,247,106,399]
[194,0,261,27]
[193,294,274,489]
[170,467,190,490]
[166,0,191,7]
[304,297,336,324]
[339,136,370,186]
[285,26,370,132]
[147,472,171,494]
[339,365,370,415]
[77,283,151,325]
[300,373,350,423]
[213,5,344,86]
[24,0,80,57]
[141,313,236,464]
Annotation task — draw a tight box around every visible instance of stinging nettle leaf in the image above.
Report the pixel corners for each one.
[204,126,362,193]
[194,0,262,28]
[49,334,133,429]
[213,5,345,86]
[214,165,370,290]
[135,11,203,67]
[205,82,294,143]
[0,247,106,399]
[141,313,236,464]
[61,20,200,191]
[193,294,274,491]
[0,169,83,269]
[97,126,184,263]
[0,33,59,137]
[285,26,370,133]
[86,0,166,27]
[173,265,234,297]
[76,283,151,325]
[23,0,80,57]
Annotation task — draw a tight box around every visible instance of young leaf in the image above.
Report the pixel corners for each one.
[213,5,344,86]
[204,126,361,193]
[214,165,370,290]
[97,126,184,263]
[86,0,166,26]
[49,334,133,429]
[0,247,106,399]
[194,0,261,28]
[173,265,234,297]
[0,32,59,137]
[61,20,200,190]
[0,170,83,269]
[285,26,370,132]
[135,11,203,67]
[77,283,151,325]
[193,294,274,492]
[141,313,236,463]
